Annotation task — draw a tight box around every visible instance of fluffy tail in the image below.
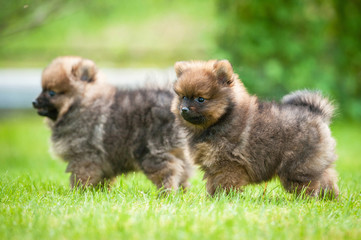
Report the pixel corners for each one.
[281,90,335,124]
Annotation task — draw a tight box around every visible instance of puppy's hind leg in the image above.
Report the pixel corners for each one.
[279,176,321,197]
[278,156,339,199]
[318,167,339,199]
[169,147,193,191]
[178,159,193,191]
[140,153,185,192]
[280,167,339,199]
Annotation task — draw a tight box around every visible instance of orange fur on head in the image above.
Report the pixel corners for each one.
[36,56,112,123]
[172,60,247,130]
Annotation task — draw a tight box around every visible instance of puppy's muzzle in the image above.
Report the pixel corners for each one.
[32,96,58,120]
[180,107,204,125]
[181,107,189,113]
[180,107,190,119]
[32,100,39,108]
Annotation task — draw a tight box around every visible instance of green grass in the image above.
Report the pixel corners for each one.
[1,111,361,240]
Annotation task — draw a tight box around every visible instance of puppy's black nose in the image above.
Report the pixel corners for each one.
[181,107,189,113]
[32,100,38,108]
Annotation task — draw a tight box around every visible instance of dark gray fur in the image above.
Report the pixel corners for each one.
[51,88,192,189]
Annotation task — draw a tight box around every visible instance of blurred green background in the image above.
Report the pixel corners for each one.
[0,0,360,119]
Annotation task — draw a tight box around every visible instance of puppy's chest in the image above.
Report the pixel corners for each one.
[50,126,99,160]
[191,142,228,167]
[50,135,77,160]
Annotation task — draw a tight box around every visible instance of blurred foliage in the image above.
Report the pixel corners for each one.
[0,0,216,67]
[216,0,361,119]
[0,0,78,37]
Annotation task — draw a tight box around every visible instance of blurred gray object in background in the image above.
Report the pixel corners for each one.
[0,68,175,109]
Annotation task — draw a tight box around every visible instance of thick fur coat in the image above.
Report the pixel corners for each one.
[172,60,339,198]
[33,56,192,190]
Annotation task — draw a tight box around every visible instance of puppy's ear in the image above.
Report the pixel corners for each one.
[213,60,234,85]
[174,61,188,78]
[72,59,97,82]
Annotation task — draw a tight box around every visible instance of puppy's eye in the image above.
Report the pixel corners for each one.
[182,96,188,100]
[196,97,205,103]
[48,90,56,97]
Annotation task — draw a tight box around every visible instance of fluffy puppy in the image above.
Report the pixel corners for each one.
[172,60,339,198]
[33,56,192,190]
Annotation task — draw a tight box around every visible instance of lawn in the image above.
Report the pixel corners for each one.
[1,111,361,240]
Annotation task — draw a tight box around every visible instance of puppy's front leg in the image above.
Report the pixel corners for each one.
[66,160,110,188]
[203,161,250,196]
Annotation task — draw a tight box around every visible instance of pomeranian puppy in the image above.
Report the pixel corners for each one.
[172,60,339,198]
[33,56,192,190]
